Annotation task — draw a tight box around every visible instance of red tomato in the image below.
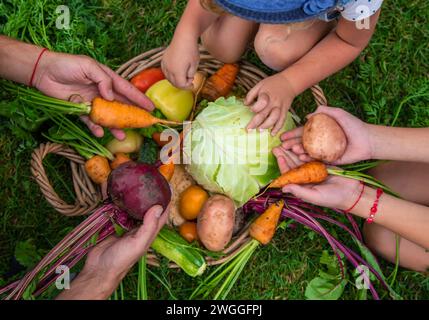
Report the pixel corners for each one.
[130,68,165,93]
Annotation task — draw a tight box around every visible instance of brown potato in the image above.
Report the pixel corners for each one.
[197,195,235,252]
[303,113,347,163]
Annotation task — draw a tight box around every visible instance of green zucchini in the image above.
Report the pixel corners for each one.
[151,227,207,277]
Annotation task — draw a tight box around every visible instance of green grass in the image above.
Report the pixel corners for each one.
[0,0,428,299]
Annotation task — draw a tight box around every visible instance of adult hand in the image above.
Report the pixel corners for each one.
[280,106,373,165]
[33,51,155,140]
[245,72,296,136]
[161,35,200,90]
[57,205,168,300]
[272,147,362,210]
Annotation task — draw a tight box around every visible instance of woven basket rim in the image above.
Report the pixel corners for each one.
[31,47,327,268]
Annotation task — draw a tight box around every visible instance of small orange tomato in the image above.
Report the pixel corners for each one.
[179,185,209,220]
[179,222,198,243]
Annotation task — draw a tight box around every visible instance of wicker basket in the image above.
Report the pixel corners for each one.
[31,46,327,268]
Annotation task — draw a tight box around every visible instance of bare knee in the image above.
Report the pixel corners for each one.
[201,33,243,63]
[254,29,298,71]
[363,223,429,272]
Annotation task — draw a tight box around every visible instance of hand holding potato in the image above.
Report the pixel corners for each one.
[280,106,373,165]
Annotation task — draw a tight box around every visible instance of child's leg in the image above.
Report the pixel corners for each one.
[254,20,335,71]
[201,15,259,63]
[364,161,429,272]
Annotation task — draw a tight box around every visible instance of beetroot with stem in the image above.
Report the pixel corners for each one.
[1,161,171,300]
[108,162,171,220]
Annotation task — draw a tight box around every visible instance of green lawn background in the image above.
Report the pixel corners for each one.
[0,0,428,299]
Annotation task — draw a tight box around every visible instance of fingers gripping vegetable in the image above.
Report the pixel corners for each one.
[146,79,194,122]
[269,161,328,188]
[303,113,347,163]
[201,64,239,101]
[85,155,111,184]
[249,201,284,245]
[108,161,171,220]
[197,195,235,252]
[179,185,209,220]
[131,68,165,93]
[106,130,143,154]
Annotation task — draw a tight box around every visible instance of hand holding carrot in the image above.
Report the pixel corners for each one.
[33,51,155,140]
[272,147,362,210]
[280,106,373,165]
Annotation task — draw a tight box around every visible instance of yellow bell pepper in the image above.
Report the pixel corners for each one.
[146,79,194,122]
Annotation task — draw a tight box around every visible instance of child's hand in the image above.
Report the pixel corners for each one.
[272,147,362,211]
[245,73,296,136]
[280,106,373,165]
[161,36,200,90]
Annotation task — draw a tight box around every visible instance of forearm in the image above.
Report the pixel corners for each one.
[56,270,121,300]
[0,35,45,85]
[282,12,380,97]
[281,31,363,96]
[368,125,429,162]
[172,0,219,41]
[353,187,429,250]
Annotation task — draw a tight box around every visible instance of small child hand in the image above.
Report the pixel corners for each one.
[245,73,296,135]
[161,36,200,90]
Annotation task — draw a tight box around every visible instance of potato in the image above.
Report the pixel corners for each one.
[303,113,347,163]
[197,195,235,252]
[168,165,196,226]
[106,130,143,155]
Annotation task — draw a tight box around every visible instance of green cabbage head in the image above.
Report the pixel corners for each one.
[184,97,295,206]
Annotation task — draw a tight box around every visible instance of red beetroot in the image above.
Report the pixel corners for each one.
[108,162,171,220]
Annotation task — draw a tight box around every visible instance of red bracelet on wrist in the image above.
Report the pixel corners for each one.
[343,181,365,214]
[367,188,383,224]
[29,48,48,87]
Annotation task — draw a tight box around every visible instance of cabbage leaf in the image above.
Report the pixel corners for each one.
[184,97,295,206]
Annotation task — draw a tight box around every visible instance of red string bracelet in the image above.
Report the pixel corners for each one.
[343,181,365,214]
[367,188,384,224]
[29,48,48,87]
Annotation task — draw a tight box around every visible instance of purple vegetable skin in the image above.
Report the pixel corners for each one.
[108,162,171,220]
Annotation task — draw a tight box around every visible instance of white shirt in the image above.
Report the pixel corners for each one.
[341,0,384,21]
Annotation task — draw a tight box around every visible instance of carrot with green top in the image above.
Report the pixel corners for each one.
[269,161,328,188]
[6,84,181,129]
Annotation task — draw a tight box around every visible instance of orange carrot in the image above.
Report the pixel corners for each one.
[110,152,131,170]
[269,161,328,188]
[90,97,180,129]
[152,131,172,147]
[249,200,284,245]
[201,63,239,101]
[85,155,111,184]
[159,162,175,181]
